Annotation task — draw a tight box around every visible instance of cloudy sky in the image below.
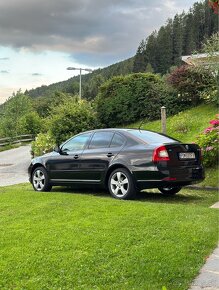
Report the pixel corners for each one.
[0,0,197,103]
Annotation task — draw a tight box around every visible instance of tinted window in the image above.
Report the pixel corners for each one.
[128,130,177,144]
[89,132,113,149]
[110,133,125,147]
[61,133,91,151]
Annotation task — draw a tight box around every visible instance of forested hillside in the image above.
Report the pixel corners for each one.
[133,0,218,74]
[25,0,218,101]
[26,57,134,100]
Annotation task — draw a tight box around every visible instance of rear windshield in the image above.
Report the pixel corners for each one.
[128,130,178,144]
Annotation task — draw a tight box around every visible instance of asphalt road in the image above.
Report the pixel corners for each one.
[0,145,32,186]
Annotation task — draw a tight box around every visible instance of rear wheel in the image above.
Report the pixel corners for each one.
[108,168,136,200]
[32,167,52,192]
[158,186,182,195]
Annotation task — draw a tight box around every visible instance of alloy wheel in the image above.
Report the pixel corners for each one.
[33,169,45,191]
[110,171,129,198]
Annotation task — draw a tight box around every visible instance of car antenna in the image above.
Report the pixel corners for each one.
[138,113,148,132]
[138,120,144,132]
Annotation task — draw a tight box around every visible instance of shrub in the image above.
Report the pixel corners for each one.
[31,132,55,157]
[169,112,190,134]
[196,115,219,167]
[96,73,189,127]
[18,112,42,136]
[49,99,98,144]
[167,65,214,106]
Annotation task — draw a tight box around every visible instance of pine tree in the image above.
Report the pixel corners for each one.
[172,14,183,66]
[155,20,173,74]
[133,39,147,73]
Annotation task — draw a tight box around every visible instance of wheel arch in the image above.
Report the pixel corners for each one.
[104,163,133,189]
[31,163,46,177]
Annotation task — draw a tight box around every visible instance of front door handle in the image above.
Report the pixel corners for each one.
[107,153,114,157]
[74,154,79,159]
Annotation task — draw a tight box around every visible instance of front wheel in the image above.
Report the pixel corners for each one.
[158,186,182,195]
[32,167,52,192]
[108,168,136,200]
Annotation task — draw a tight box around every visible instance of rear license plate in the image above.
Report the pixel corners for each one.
[179,152,196,160]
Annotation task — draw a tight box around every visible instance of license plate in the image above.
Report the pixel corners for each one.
[179,152,195,160]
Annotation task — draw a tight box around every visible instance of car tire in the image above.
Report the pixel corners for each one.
[108,168,136,200]
[32,166,52,192]
[158,186,182,195]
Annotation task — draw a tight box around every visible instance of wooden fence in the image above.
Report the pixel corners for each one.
[0,134,34,147]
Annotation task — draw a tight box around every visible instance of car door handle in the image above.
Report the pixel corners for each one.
[74,154,79,159]
[107,153,114,157]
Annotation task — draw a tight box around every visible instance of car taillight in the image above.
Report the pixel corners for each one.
[152,146,170,162]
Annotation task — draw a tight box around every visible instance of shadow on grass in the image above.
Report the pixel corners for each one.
[51,186,205,205]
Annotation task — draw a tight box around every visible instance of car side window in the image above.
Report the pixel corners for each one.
[110,133,125,148]
[61,133,91,152]
[89,132,113,149]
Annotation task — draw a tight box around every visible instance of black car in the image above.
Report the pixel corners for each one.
[28,129,204,199]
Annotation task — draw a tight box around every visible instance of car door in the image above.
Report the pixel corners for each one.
[46,132,92,182]
[80,131,126,183]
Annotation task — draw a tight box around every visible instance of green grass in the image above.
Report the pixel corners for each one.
[0,184,218,290]
[127,103,218,188]
[128,103,217,143]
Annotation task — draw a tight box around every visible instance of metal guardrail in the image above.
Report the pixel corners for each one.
[0,134,34,147]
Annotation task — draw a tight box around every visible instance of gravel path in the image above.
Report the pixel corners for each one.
[0,145,32,186]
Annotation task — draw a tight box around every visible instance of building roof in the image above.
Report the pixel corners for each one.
[182,52,219,66]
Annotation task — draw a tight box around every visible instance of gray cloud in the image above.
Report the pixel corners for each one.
[0,57,9,60]
[32,73,43,76]
[0,70,9,73]
[0,0,195,65]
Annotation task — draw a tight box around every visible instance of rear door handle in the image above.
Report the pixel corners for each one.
[107,153,114,157]
[74,154,79,159]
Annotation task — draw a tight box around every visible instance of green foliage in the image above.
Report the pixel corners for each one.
[169,112,191,134]
[96,73,189,127]
[33,92,78,117]
[31,132,55,157]
[134,0,218,74]
[196,115,219,167]
[18,112,42,136]
[196,33,219,105]
[167,65,214,106]
[0,91,33,137]
[49,99,98,144]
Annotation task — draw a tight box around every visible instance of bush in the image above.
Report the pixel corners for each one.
[167,65,214,106]
[96,73,189,127]
[196,115,219,167]
[18,112,42,136]
[169,112,191,134]
[49,99,98,144]
[31,132,56,157]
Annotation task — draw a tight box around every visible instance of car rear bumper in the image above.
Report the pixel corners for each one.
[134,165,205,190]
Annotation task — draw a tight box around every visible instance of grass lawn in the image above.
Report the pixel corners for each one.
[0,184,218,290]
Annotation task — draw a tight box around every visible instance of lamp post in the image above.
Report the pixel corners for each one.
[67,67,93,100]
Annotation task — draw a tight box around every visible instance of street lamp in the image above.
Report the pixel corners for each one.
[67,67,93,99]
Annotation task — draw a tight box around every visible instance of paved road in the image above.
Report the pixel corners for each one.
[0,145,32,186]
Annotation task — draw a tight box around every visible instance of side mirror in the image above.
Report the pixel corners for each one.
[54,145,61,153]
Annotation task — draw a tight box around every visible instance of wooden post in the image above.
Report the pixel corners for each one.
[161,106,166,134]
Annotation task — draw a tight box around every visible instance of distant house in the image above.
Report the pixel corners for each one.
[182,52,219,66]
